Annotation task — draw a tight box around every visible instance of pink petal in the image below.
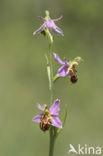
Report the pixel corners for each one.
[39,16,46,22]
[58,65,69,77]
[32,113,43,123]
[49,99,60,115]
[33,23,46,35]
[53,16,63,22]
[37,104,45,111]
[33,26,43,35]
[55,26,64,36]
[46,20,56,29]
[53,53,65,65]
[51,116,62,128]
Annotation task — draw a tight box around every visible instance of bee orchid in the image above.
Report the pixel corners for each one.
[54,53,81,83]
[32,99,62,131]
[33,11,64,36]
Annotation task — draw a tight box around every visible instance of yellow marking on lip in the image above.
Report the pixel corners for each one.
[44,109,50,115]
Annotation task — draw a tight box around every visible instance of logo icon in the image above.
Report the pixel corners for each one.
[68,144,78,154]
[68,144,102,155]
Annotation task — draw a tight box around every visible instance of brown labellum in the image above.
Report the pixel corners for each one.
[69,68,78,84]
[70,75,78,83]
[40,115,52,131]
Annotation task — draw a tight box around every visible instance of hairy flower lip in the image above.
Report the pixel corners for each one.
[32,99,62,129]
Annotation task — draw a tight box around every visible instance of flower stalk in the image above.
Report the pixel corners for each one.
[45,11,57,156]
[48,32,55,156]
[49,127,56,156]
[49,44,54,104]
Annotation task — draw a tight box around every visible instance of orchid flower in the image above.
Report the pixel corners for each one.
[32,99,62,131]
[54,53,81,83]
[33,11,64,36]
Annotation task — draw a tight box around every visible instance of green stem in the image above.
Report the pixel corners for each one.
[48,44,56,156]
[49,44,53,105]
[49,127,55,156]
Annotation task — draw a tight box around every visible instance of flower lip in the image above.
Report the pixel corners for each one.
[40,114,52,131]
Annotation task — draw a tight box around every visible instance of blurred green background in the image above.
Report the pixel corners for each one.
[0,0,103,156]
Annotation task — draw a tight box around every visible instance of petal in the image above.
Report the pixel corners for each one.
[33,18,64,36]
[53,15,63,22]
[58,65,69,77]
[46,20,63,36]
[33,23,46,35]
[52,29,59,35]
[37,104,45,111]
[33,26,43,35]
[49,99,60,115]
[53,53,65,65]
[55,26,64,36]
[32,113,43,123]
[46,20,56,29]
[39,16,46,22]
[52,29,64,37]
[51,116,62,128]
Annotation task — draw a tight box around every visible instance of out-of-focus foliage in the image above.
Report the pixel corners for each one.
[0,0,103,156]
